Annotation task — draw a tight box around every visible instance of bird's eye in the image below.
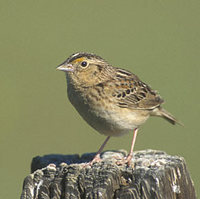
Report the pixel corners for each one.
[81,61,88,67]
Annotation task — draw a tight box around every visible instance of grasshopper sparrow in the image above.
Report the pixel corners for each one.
[57,52,181,165]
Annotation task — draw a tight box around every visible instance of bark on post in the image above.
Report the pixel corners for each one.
[21,150,196,199]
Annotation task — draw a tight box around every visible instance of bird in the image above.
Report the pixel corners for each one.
[57,52,181,165]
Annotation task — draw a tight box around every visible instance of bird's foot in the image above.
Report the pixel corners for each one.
[89,154,102,165]
[81,154,102,168]
[116,153,134,167]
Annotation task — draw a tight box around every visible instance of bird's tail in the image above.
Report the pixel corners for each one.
[151,107,183,126]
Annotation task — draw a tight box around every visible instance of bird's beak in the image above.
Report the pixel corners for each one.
[56,63,74,72]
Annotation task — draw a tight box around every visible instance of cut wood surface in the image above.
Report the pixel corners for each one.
[21,150,196,199]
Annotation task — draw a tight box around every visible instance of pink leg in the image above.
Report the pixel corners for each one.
[125,128,138,164]
[89,136,110,165]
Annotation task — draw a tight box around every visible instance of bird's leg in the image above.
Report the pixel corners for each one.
[89,136,110,165]
[125,128,138,164]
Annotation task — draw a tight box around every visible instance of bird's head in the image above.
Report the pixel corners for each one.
[57,52,111,86]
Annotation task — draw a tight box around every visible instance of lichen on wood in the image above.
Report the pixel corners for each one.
[21,150,196,199]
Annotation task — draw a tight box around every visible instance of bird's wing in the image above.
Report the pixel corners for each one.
[108,68,164,110]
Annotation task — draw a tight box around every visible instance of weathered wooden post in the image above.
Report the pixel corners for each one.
[20,150,196,199]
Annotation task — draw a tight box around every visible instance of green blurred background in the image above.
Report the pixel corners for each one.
[0,0,199,197]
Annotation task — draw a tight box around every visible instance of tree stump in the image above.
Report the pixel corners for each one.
[20,150,196,199]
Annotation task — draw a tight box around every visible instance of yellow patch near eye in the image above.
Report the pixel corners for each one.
[71,57,85,63]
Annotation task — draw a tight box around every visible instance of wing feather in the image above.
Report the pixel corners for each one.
[111,68,164,110]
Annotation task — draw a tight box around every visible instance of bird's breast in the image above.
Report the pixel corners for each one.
[67,84,149,136]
